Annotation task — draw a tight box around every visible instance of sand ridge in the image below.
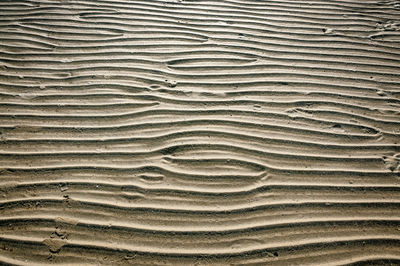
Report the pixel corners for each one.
[0,0,400,265]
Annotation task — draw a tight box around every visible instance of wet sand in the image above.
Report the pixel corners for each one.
[1,0,400,265]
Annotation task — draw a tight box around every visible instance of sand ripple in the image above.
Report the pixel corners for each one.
[1,0,400,264]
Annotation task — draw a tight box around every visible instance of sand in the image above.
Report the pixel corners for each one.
[0,0,400,265]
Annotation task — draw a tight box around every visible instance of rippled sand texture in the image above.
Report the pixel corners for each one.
[1,0,400,265]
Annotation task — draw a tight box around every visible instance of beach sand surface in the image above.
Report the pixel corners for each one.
[0,0,400,264]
